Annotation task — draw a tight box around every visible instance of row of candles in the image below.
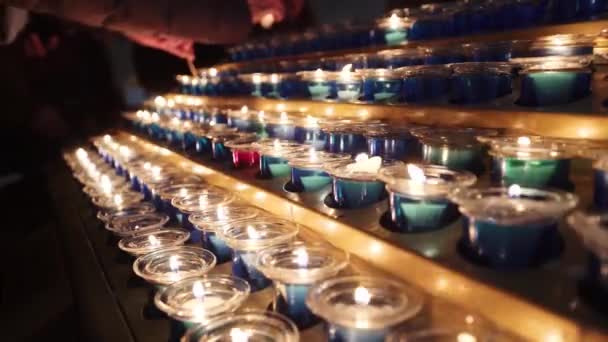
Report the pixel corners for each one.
[123,102,608,304]
[227,0,607,62]
[182,33,604,107]
[62,139,504,341]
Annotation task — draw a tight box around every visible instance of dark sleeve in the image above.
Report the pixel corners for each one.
[2,0,252,44]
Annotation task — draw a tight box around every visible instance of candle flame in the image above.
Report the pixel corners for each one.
[148,235,160,247]
[103,134,112,143]
[151,113,160,122]
[258,110,265,122]
[209,68,218,78]
[294,248,309,266]
[198,195,208,209]
[230,328,252,342]
[216,206,228,221]
[407,164,426,182]
[192,281,205,299]
[270,73,279,84]
[101,175,113,195]
[354,286,372,305]
[314,68,324,80]
[152,166,162,178]
[76,148,88,159]
[143,162,151,170]
[113,194,123,207]
[179,188,188,197]
[517,136,531,146]
[247,225,261,239]
[457,333,477,342]
[154,96,167,107]
[241,106,248,114]
[252,73,262,84]
[306,115,318,127]
[508,184,522,197]
[279,112,288,124]
[273,139,281,151]
[389,13,401,30]
[355,153,369,163]
[169,255,180,272]
[119,146,131,158]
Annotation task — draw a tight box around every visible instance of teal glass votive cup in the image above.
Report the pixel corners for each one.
[412,127,498,176]
[483,136,576,190]
[325,156,404,209]
[451,186,578,269]
[377,13,413,46]
[358,68,404,103]
[379,163,476,233]
[256,242,349,329]
[286,151,351,192]
[449,62,514,104]
[297,69,338,101]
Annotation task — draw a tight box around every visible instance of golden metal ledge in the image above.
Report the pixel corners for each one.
[165,90,608,141]
[118,131,608,342]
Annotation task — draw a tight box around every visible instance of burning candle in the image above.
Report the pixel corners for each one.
[450,185,578,269]
[256,242,349,329]
[188,204,262,263]
[171,191,236,241]
[96,201,156,223]
[307,276,423,342]
[254,139,308,179]
[154,275,250,330]
[379,163,476,232]
[294,115,325,149]
[378,13,411,46]
[105,212,170,237]
[181,311,298,342]
[325,154,402,209]
[297,69,338,101]
[358,68,403,103]
[286,150,351,192]
[118,228,190,256]
[218,218,299,291]
[336,64,362,102]
[483,136,576,190]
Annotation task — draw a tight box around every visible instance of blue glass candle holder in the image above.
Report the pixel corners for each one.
[450,62,514,104]
[413,127,497,176]
[409,12,451,40]
[323,125,368,154]
[118,228,190,257]
[257,242,349,329]
[379,164,476,233]
[307,276,423,342]
[182,311,298,342]
[189,205,260,264]
[218,219,299,292]
[227,107,264,134]
[298,70,338,101]
[325,158,403,209]
[463,41,513,62]
[287,151,351,193]
[294,117,326,149]
[377,49,424,69]
[511,35,594,107]
[451,186,578,269]
[398,65,451,103]
[365,127,417,159]
[154,275,250,332]
[254,140,308,179]
[377,14,412,46]
[358,69,403,103]
[266,113,297,141]
[568,211,608,311]
[336,73,363,102]
[272,73,305,99]
[486,136,575,190]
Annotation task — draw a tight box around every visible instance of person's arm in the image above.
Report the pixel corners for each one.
[1,0,252,44]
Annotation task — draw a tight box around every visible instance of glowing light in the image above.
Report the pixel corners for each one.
[388,13,401,30]
[340,64,353,81]
[103,135,112,143]
[230,328,252,342]
[235,183,249,191]
[508,184,522,197]
[465,315,475,325]
[294,248,309,266]
[306,115,318,127]
[209,68,218,78]
[76,148,88,160]
[152,166,162,178]
[154,96,167,107]
[543,331,564,342]
[355,153,369,163]
[179,188,189,197]
[113,194,123,207]
[192,281,205,299]
[169,255,180,272]
[247,225,261,239]
[258,111,266,122]
[517,136,531,146]
[407,164,426,182]
[279,112,288,123]
[270,73,279,84]
[314,68,325,81]
[457,333,477,342]
[241,106,248,114]
[354,286,372,305]
[148,235,160,247]
[252,73,262,84]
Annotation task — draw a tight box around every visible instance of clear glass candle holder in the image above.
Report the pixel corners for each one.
[257,242,349,329]
[325,157,404,209]
[398,65,451,103]
[96,202,156,223]
[413,127,497,176]
[568,211,608,311]
[358,68,403,103]
[450,186,578,269]
[484,136,576,190]
[182,311,299,342]
[254,140,309,179]
[218,218,299,292]
[118,228,190,256]
[157,183,217,221]
[449,62,514,104]
[105,212,170,237]
[287,151,351,193]
[380,164,476,233]
[171,191,236,241]
[293,116,326,149]
[511,35,594,107]
[307,276,424,342]
[154,275,250,328]
[211,133,254,162]
[133,246,217,287]
[227,107,264,133]
[92,191,145,211]
[188,204,262,264]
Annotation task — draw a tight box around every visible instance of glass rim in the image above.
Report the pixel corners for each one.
[171,191,236,214]
[568,211,608,257]
[288,151,351,169]
[96,202,157,223]
[188,205,262,232]
[133,246,217,286]
[355,68,402,79]
[117,228,190,256]
[306,275,424,329]
[324,158,404,181]
[256,242,350,284]
[217,218,299,251]
[154,274,250,323]
[105,212,170,237]
[484,136,578,160]
[449,61,515,74]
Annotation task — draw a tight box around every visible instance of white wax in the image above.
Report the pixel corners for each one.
[346,156,383,174]
[181,296,225,311]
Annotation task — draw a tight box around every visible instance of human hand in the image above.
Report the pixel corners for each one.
[125,32,195,61]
